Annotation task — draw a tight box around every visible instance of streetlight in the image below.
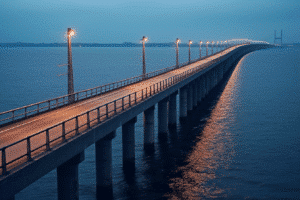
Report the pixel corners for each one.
[216,41,219,52]
[175,38,181,68]
[199,41,203,59]
[206,41,209,56]
[188,40,192,63]
[141,36,148,79]
[224,41,227,49]
[211,41,214,55]
[67,28,75,103]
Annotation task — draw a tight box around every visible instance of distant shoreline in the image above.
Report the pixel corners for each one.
[1,42,298,48]
[0,42,190,48]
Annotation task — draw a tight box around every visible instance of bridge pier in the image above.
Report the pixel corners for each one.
[179,86,187,119]
[158,97,169,134]
[187,84,193,113]
[196,78,201,104]
[168,91,178,127]
[143,106,155,151]
[57,151,85,200]
[122,117,137,169]
[192,82,198,108]
[96,131,116,199]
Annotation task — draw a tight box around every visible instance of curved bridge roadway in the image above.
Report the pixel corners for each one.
[0,45,242,175]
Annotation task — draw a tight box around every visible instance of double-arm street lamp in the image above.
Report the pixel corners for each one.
[175,38,180,68]
[141,36,148,79]
[67,28,75,103]
[188,40,192,63]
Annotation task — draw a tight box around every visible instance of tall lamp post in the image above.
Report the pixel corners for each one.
[216,41,219,52]
[211,41,214,55]
[175,38,180,68]
[141,36,148,79]
[206,41,209,56]
[188,40,192,63]
[199,41,203,59]
[67,28,75,103]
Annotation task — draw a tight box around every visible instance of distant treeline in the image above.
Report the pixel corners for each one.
[0,42,217,48]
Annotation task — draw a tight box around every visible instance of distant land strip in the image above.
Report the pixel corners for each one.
[0,42,192,48]
[0,42,298,48]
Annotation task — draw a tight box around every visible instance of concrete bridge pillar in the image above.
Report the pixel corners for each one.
[193,81,198,108]
[122,117,137,168]
[158,97,169,134]
[187,84,193,112]
[179,86,187,119]
[196,78,201,104]
[57,151,85,200]
[198,77,204,104]
[203,75,208,97]
[144,105,155,150]
[168,91,178,127]
[96,131,116,199]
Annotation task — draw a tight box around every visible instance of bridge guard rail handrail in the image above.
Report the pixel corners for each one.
[0,46,231,175]
[0,45,232,127]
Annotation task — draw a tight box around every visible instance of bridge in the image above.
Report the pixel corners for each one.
[0,43,271,200]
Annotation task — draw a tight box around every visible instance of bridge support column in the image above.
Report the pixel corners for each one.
[158,97,169,134]
[193,82,198,108]
[122,117,137,169]
[196,79,201,104]
[179,86,187,119]
[57,151,85,200]
[187,84,193,112]
[144,106,155,151]
[96,131,116,199]
[168,91,178,127]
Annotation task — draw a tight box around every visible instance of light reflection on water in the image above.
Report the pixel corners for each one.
[166,59,244,199]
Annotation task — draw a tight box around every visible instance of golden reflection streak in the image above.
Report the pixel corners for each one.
[166,57,246,199]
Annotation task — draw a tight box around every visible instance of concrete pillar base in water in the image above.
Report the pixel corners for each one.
[144,106,155,152]
[158,97,169,134]
[187,83,193,113]
[96,131,116,199]
[168,91,178,127]
[57,152,85,200]
[122,117,137,169]
[179,86,187,119]
[192,82,198,108]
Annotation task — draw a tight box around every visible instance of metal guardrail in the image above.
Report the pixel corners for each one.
[0,49,228,175]
[0,46,228,127]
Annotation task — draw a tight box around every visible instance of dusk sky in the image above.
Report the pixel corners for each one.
[1,0,299,44]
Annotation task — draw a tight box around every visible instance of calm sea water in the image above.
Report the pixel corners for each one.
[0,46,299,199]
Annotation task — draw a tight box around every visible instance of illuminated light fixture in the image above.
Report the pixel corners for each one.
[67,28,75,103]
[175,38,180,67]
[188,40,193,63]
[141,36,148,79]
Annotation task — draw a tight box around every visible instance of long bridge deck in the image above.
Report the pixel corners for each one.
[0,46,240,175]
[0,43,274,200]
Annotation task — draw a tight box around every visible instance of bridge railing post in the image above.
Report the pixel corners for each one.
[74,116,79,134]
[2,148,7,174]
[46,129,50,150]
[122,98,124,110]
[27,137,32,161]
[87,111,90,128]
[62,122,66,141]
[106,104,109,119]
[135,92,137,104]
[129,94,131,106]
[97,108,100,123]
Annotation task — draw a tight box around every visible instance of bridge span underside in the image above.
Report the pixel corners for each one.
[0,44,271,200]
